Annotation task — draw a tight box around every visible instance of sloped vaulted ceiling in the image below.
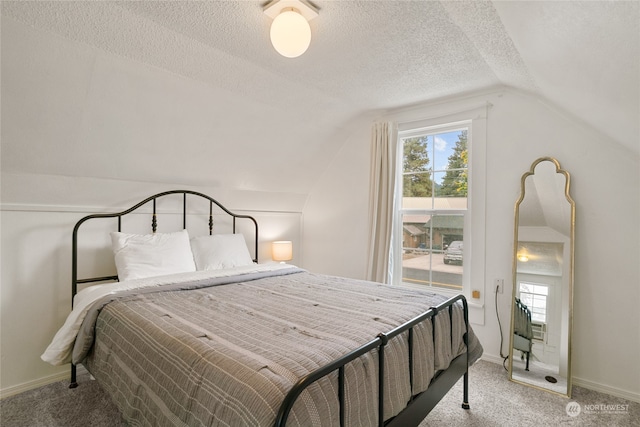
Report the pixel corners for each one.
[1,1,638,196]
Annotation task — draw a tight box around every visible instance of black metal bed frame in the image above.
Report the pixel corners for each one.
[513,298,532,371]
[69,190,471,426]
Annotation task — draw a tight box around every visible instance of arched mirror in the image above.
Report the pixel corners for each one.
[508,157,575,397]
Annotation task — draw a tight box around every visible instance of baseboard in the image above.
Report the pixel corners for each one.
[0,371,69,399]
[573,376,640,404]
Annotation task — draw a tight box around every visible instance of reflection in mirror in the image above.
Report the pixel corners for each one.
[509,157,575,397]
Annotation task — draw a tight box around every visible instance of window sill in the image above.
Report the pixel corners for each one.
[396,282,485,325]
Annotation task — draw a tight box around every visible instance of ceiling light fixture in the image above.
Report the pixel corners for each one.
[263,0,318,58]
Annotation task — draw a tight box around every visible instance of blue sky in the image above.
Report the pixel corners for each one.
[432,130,461,172]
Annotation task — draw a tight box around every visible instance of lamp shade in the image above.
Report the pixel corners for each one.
[269,9,311,58]
[272,240,293,262]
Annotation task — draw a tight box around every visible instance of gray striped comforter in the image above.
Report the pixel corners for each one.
[83,269,482,426]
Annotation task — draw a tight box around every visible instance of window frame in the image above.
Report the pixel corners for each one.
[390,108,487,311]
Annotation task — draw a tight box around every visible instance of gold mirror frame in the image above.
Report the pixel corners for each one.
[508,157,575,397]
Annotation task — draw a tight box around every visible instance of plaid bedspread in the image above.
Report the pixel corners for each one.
[83,270,483,426]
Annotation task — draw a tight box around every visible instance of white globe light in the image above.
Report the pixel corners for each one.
[270,9,311,58]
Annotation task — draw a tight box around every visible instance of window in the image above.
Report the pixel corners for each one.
[518,282,548,324]
[394,123,469,292]
[387,105,487,313]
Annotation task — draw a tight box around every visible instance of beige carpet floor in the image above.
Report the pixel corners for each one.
[2,360,638,426]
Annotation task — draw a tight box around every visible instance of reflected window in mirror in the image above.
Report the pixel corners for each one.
[393,122,470,294]
[518,282,548,324]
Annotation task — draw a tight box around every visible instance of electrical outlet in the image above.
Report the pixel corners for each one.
[494,278,504,294]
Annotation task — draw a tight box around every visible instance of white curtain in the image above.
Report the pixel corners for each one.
[366,121,397,283]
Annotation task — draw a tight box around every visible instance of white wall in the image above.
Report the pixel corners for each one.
[0,15,344,203]
[301,119,374,279]
[302,89,640,402]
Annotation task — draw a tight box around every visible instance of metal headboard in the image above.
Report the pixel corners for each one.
[71,189,259,301]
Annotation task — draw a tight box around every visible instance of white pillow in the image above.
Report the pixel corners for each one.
[111,230,196,281]
[190,234,254,271]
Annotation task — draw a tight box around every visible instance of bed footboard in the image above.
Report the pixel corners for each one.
[274,294,471,427]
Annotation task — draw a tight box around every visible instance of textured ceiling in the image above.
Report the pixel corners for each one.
[3,0,526,112]
[1,0,638,193]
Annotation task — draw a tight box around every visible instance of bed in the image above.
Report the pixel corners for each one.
[42,190,483,426]
[512,298,533,371]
